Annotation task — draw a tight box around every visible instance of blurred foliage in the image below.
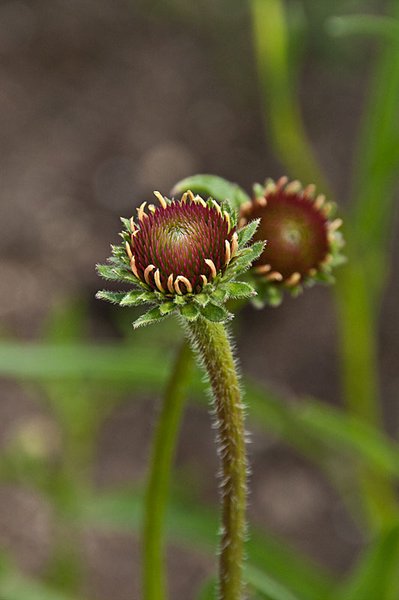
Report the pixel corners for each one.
[1,1,399,599]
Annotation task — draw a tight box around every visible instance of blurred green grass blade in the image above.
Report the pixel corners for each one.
[0,342,172,386]
[246,565,300,600]
[326,15,399,41]
[80,489,335,600]
[0,557,86,600]
[197,578,217,600]
[349,3,399,264]
[338,523,399,600]
[2,344,399,480]
[248,382,399,480]
[250,0,331,194]
[43,299,88,343]
[171,174,250,209]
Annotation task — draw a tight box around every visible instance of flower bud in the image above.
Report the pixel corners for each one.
[239,177,345,306]
[97,191,264,326]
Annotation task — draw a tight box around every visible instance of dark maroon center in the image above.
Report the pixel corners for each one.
[250,192,329,277]
[131,201,232,292]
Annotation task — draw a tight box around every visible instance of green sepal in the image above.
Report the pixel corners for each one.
[96,263,123,282]
[289,284,303,298]
[133,306,164,329]
[120,290,150,306]
[180,302,200,321]
[313,270,336,284]
[173,295,187,306]
[108,255,130,269]
[330,252,347,267]
[96,263,141,286]
[226,241,266,277]
[253,183,265,199]
[159,301,176,315]
[200,302,231,323]
[96,290,127,304]
[237,219,260,248]
[263,286,284,307]
[212,288,228,303]
[194,293,210,307]
[120,217,132,232]
[220,199,237,228]
[224,281,256,299]
[241,240,265,263]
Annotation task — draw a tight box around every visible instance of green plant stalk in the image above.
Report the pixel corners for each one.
[327,15,399,42]
[142,341,192,600]
[183,317,247,600]
[250,0,332,196]
[336,262,398,528]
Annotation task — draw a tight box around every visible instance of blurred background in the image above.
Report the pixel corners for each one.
[0,1,398,599]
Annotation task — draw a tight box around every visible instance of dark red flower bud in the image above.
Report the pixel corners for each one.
[127,191,238,295]
[240,177,344,289]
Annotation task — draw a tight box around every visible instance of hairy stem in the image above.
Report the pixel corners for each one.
[184,317,247,600]
[142,341,193,600]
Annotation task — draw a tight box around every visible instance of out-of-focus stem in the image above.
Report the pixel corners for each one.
[250,0,332,195]
[142,341,192,600]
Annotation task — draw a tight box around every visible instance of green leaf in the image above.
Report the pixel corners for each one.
[237,219,260,248]
[180,302,200,321]
[338,523,399,600]
[133,306,164,328]
[119,290,149,306]
[171,174,250,210]
[225,281,256,299]
[200,302,231,323]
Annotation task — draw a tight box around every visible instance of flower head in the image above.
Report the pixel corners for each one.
[240,177,345,306]
[97,191,264,326]
[128,191,236,295]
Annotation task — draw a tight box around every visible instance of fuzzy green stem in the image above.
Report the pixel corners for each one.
[184,317,247,600]
[142,341,192,600]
